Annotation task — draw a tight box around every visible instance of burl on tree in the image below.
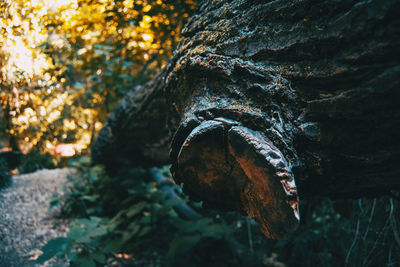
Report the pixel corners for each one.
[93,0,400,239]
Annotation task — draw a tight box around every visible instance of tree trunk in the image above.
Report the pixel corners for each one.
[93,0,400,239]
[3,102,20,152]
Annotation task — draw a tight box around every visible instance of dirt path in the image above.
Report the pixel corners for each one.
[0,168,72,267]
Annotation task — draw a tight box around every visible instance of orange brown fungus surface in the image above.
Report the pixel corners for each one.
[173,119,300,239]
[176,120,247,211]
[228,126,299,239]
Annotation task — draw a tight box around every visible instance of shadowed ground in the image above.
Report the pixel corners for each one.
[0,169,71,267]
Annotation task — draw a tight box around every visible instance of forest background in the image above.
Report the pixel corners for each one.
[0,0,398,266]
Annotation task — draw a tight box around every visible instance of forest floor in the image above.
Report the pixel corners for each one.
[0,168,72,267]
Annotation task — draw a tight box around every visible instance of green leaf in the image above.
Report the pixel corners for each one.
[138,226,152,237]
[168,235,201,259]
[67,225,83,241]
[76,256,96,267]
[79,156,91,165]
[178,218,213,234]
[87,225,108,238]
[74,82,84,89]
[37,42,49,48]
[91,251,106,264]
[48,194,60,209]
[122,224,141,243]
[204,224,232,237]
[81,195,99,202]
[88,216,102,225]
[36,237,70,263]
[139,215,151,224]
[66,251,77,262]
[122,61,134,67]
[126,202,147,217]
[110,238,124,253]
[108,210,125,228]
[118,74,132,81]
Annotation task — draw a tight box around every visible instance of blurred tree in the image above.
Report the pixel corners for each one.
[0,0,195,156]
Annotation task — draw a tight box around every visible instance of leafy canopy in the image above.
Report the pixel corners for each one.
[0,0,195,156]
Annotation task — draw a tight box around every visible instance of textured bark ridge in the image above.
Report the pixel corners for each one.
[93,0,400,239]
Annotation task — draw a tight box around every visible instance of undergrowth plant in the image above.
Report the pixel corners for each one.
[37,157,241,266]
[37,156,400,266]
[18,148,56,174]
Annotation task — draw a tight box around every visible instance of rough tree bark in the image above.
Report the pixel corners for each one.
[92,0,400,239]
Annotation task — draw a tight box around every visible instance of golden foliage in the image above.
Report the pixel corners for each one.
[0,0,195,156]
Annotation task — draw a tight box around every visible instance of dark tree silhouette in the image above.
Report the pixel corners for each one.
[93,0,400,239]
